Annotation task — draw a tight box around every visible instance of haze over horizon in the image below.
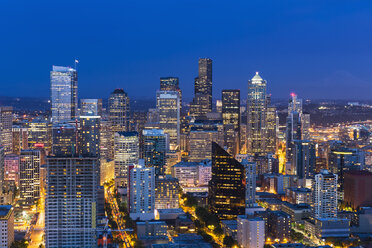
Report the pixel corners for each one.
[1,0,372,100]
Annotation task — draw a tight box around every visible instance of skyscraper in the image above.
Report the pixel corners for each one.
[312,170,338,219]
[242,160,256,208]
[160,77,180,92]
[50,66,78,124]
[288,93,302,115]
[52,122,77,156]
[19,150,40,207]
[79,116,100,157]
[80,99,103,116]
[109,89,130,133]
[114,131,139,187]
[293,140,316,181]
[26,118,52,152]
[188,120,224,162]
[0,107,13,155]
[12,126,28,155]
[129,164,155,221]
[247,72,267,155]
[190,58,212,117]
[156,91,180,150]
[45,157,99,248]
[209,142,245,219]
[266,105,277,154]
[222,90,240,155]
[285,111,302,162]
[143,129,166,176]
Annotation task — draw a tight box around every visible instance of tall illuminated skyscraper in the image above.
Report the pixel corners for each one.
[80,99,102,116]
[79,116,100,157]
[45,157,98,248]
[114,132,139,187]
[109,89,130,132]
[50,66,78,124]
[247,72,267,155]
[222,90,240,155]
[19,150,40,207]
[209,142,245,219]
[0,107,13,155]
[266,105,277,154]
[286,111,302,163]
[156,91,180,150]
[288,93,302,115]
[190,58,213,117]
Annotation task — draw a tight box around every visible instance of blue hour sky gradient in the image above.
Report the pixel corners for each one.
[1,0,372,100]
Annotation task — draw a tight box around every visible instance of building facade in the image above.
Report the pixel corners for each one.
[50,66,78,124]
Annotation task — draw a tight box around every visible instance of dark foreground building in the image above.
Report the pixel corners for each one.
[208,142,245,219]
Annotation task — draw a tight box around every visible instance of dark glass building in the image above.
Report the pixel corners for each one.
[222,90,240,155]
[208,142,245,219]
[190,58,213,117]
[108,88,130,133]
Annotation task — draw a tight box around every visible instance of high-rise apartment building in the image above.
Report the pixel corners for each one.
[129,165,155,221]
[143,129,166,176]
[80,99,102,116]
[242,160,256,208]
[45,157,99,248]
[247,72,267,155]
[312,170,338,219]
[0,205,14,248]
[12,126,28,155]
[0,107,13,155]
[79,116,100,157]
[19,150,40,207]
[114,132,139,187]
[190,58,212,117]
[209,142,245,219]
[222,90,240,155]
[156,91,180,150]
[109,89,130,132]
[237,216,265,248]
[155,175,179,209]
[50,66,78,124]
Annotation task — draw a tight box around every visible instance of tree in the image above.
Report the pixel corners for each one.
[223,236,236,247]
[213,225,224,237]
[10,240,28,248]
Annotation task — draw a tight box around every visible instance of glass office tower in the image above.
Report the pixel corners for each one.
[50,66,78,124]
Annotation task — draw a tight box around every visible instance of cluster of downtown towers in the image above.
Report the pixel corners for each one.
[26,58,312,247]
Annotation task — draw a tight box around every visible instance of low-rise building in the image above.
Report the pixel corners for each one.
[281,202,311,224]
[285,187,312,205]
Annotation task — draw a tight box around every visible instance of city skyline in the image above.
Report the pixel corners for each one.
[1,1,372,100]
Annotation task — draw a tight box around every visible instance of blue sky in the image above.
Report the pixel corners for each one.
[1,0,372,100]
